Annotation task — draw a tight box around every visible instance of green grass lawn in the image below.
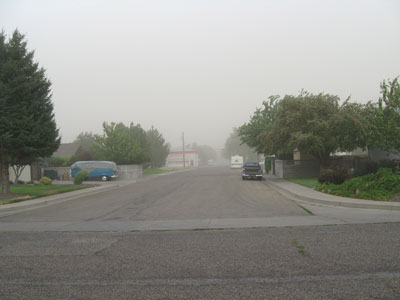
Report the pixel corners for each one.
[143,168,176,175]
[0,184,92,205]
[287,177,319,188]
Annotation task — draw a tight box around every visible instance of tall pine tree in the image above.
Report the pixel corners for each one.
[0,30,60,194]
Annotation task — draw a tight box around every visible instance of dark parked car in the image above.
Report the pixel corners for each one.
[241,162,263,180]
[43,169,59,180]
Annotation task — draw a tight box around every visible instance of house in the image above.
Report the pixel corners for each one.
[52,143,83,158]
[368,148,400,162]
[166,148,199,169]
[1,143,84,183]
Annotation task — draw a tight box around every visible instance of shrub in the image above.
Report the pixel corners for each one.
[379,159,398,172]
[374,168,400,192]
[74,170,89,185]
[39,176,52,185]
[365,161,378,174]
[265,159,272,173]
[17,180,25,185]
[48,156,71,167]
[316,168,400,201]
[318,167,349,185]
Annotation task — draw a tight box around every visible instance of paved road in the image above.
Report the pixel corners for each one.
[1,166,400,299]
[1,224,399,299]
[0,167,307,230]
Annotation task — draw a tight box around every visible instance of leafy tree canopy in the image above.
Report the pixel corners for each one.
[238,96,280,153]
[74,132,95,152]
[367,77,400,152]
[75,123,169,167]
[191,143,217,165]
[260,92,368,166]
[223,128,259,161]
[147,126,170,168]
[92,122,149,165]
[74,132,96,160]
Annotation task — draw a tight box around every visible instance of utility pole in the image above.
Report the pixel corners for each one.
[182,132,186,168]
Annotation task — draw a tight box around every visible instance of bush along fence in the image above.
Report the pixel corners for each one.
[272,156,370,179]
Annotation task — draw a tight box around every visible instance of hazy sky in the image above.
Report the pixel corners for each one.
[1,0,399,149]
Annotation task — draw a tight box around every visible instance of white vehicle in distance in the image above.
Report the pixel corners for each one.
[231,155,244,168]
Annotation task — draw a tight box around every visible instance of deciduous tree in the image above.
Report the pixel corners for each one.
[239,96,280,154]
[74,132,96,160]
[367,77,400,152]
[223,128,259,161]
[92,122,149,164]
[260,92,368,168]
[191,143,217,166]
[147,127,170,168]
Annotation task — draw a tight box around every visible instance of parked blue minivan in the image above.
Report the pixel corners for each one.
[70,161,118,181]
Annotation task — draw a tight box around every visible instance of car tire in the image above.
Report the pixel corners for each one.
[100,175,109,181]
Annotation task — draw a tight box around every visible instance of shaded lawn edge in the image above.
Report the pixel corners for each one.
[0,184,93,205]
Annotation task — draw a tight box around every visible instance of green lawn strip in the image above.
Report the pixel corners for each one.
[143,168,175,175]
[287,177,319,189]
[0,197,31,205]
[0,185,92,205]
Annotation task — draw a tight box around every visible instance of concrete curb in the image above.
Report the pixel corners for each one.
[0,183,123,212]
[265,177,400,211]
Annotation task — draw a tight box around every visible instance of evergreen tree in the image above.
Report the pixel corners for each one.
[0,30,60,193]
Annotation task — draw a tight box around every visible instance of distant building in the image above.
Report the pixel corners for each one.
[166,148,199,169]
[52,143,82,158]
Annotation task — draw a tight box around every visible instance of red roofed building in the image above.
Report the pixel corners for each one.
[166,148,199,169]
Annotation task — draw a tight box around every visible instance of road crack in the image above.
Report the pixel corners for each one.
[291,239,310,258]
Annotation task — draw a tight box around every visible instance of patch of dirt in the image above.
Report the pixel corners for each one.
[389,194,400,202]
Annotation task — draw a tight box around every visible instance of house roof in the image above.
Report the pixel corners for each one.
[52,143,81,157]
[169,148,197,153]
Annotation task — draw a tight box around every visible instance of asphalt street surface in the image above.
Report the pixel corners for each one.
[1,166,400,299]
[1,167,307,222]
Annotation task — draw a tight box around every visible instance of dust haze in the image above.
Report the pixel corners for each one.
[1,0,399,150]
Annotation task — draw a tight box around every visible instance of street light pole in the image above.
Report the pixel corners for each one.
[182,132,186,168]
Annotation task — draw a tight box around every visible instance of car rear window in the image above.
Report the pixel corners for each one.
[245,163,259,167]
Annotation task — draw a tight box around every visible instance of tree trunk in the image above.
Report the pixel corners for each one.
[1,155,11,194]
[318,153,331,175]
[11,165,25,184]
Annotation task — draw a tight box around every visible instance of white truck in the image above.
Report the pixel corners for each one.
[231,155,244,169]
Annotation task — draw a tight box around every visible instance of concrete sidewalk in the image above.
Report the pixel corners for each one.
[264,175,400,211]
